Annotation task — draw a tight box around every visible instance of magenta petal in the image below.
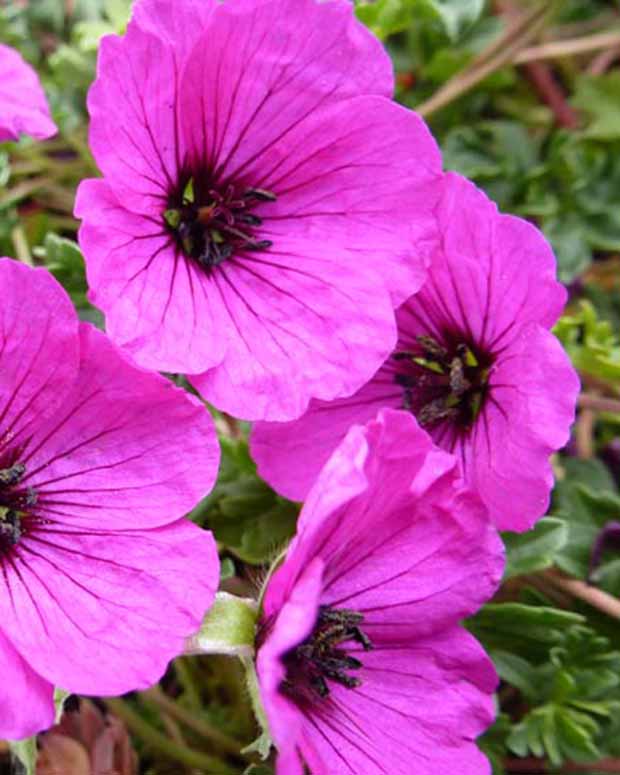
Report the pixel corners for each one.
[297,630,495,775]
[469,324,580,531]
[251,172,578,526]
[413,172,567,357]
[179,0,394,176]
[86,24,181,216]
[0,629,54,740]
[257,557,324,763]
[251,371,400,500]
[257,410,502,773]
[19,323,219,529]
[0,518,218,694]
[0,44,57,141]
[131,0,216,49]
[75,180,229,373]
[0,259,79,443]
[188,245,398,420]
[289,410,503,636]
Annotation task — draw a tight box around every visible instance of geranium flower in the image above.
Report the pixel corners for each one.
[0,44,57,141]
[0,259,220,740]
[75,0,442,421]
[256,408,503,774]
[252,173,579,531]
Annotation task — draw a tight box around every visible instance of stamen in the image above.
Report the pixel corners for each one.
[165,176,276,270]
[393,335,490,429]
[0,462,36,549]
[283,605,373,700]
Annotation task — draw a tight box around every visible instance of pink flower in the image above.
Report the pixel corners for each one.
[0,44,57,142]
[256,409,503,775]
[75,0,442,421]
[0,259,220,740]
[252,173,579,531]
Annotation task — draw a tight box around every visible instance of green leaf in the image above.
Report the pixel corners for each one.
[503,517,568,579]
[492,651,539,699]
[555,300,620,382]
[422,0,485,41]
[355,0,414,38]
[551,459,620,581]
[573,73,620,141]
[468,603,585,663]
[194,437,299,565]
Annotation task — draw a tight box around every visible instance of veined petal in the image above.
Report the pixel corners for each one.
[189,242,398,420]
[20,323,219,530]
[0,519,218,694]
[87,25,182,216]
[0,629,54,740]
[297,630,495,775]
[0,259,79,444]
[251,368,401,500]
[76,179,229,373]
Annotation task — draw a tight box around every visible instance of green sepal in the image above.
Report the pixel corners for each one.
[186,591,258,658]
[10,737,37,775]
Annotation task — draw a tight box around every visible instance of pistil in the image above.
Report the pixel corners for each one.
[164,178,276,269]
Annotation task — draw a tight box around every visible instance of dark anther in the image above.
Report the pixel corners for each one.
[0,463,25,488]
[165,177,276,270]
[0,462,36,550]
[244,188,277,202]
[392,334,489,430]
[283,605,373,700]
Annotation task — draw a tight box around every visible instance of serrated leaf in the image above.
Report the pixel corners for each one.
[555,300,620,382]
[468,603,585,662]
[503,517,568,578]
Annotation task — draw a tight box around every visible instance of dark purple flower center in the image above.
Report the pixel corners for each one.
[282,606,372,701]
[393,335,491,429]
[164,174,275,270]
[0,462,37,552]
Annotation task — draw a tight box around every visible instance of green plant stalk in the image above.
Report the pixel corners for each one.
[105,697,238,775]
[141,685,252,762]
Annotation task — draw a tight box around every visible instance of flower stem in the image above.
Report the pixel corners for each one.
[579,393,620,414]
[104,697,238,775]
[542,569,620,620]
[11,225,32,266]
[515,30,620,64]
[417,3,553,118]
